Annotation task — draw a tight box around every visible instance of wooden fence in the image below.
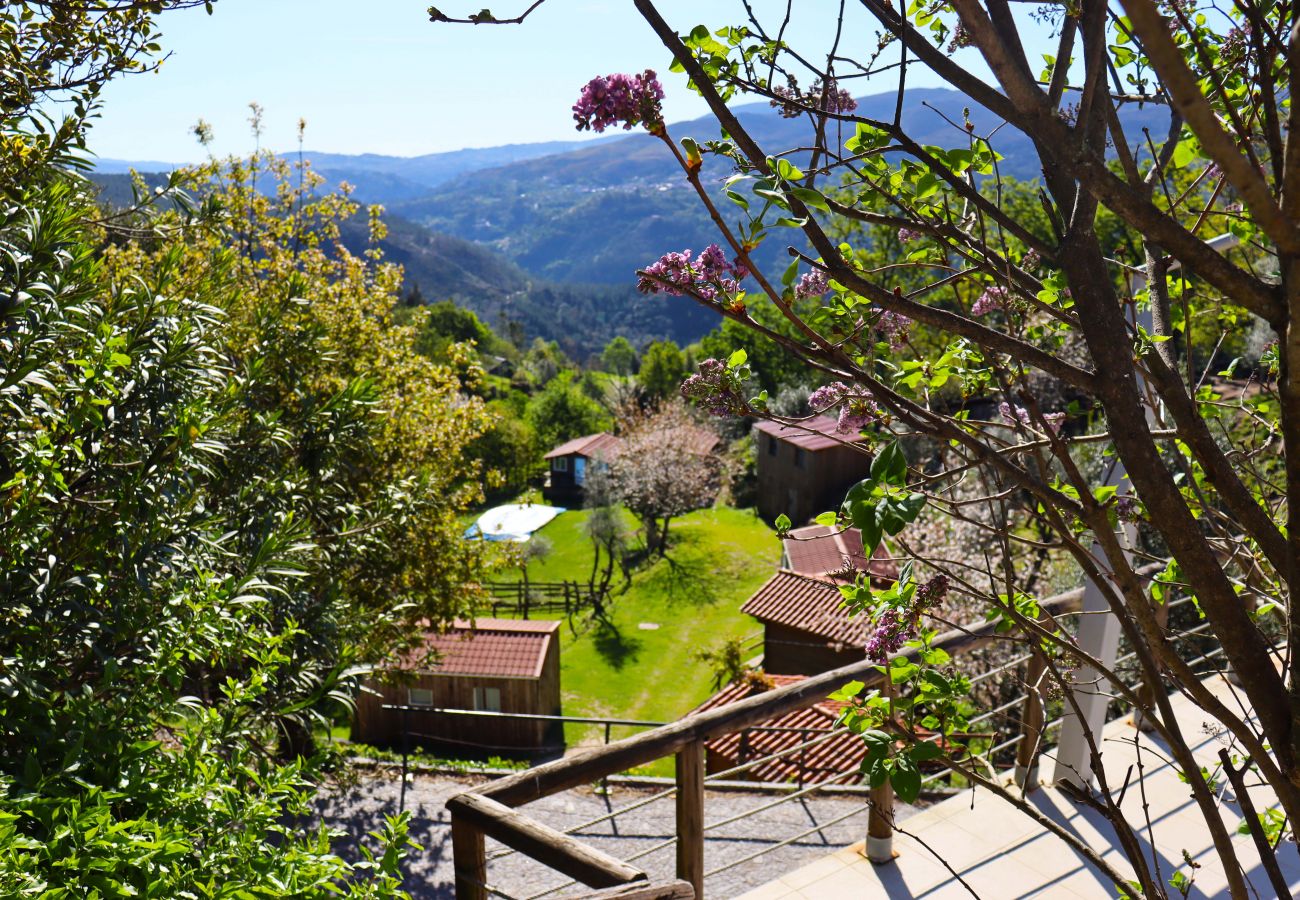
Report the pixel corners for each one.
[483,581,597,618]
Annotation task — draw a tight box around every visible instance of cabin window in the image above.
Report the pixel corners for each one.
[794,447,807,469]
[553,457,568,472]
[407,687,433,708]
[473,686,502,712]
[767,435,778,456]
[574,456,586,485]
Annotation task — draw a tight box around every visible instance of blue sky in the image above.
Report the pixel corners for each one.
[88,1,1053,163]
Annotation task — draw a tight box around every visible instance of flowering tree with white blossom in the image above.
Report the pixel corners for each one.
[444,0,1300,893]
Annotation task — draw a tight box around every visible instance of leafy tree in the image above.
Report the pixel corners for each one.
[0,5,492,892]
[524,372,611,450]
[638,338,687,400]
[601,335,640,375]
[443,0,1300,890]
[607,402,719,556]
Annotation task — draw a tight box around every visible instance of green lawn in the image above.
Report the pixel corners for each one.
[508,506,781,753]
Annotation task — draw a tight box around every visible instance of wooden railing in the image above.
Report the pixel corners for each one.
[446,583,1096,899]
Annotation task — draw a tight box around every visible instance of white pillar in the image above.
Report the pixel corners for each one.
[1050,235,1240,789]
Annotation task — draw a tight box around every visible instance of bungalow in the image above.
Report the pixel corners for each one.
[542,432,622,506]
[752,416,873,526]
[353,618,562,758]
[741,525,896,676]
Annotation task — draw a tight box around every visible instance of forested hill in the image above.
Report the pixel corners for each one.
[392,87,1169,283]
[92,86,1167,353]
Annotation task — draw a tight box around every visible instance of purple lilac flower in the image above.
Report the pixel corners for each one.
[1000,402,1066,434]
[1205,162,1223,182]
[1022,249,1041,270]
[915,574,949,609]
[874,309,912,352]
[898,227,924,244]
[808,382,849,412]
[637,244,747,301]
[865,609,909,661]
[573,70,665,133]
[795,270,829,299]
[972,285,1008,317]
[1222,24,1251,62]
[770,78,857,118]
[948,23,973,51]
[837,397,880,434]
[1116,494,1140,522]
[864,575,948,661]
[681,358,746,417]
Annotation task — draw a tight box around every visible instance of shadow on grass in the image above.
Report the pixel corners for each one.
[640,553,723,608]
[590,619,644,671]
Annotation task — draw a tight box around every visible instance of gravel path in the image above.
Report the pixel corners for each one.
[316,771,922,899]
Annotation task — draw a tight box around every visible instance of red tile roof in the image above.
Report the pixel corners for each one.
[413,618,557,679]
[753,416,869,452]
[741,570,869,646]
[783,525,898,585]
[690,675,865,784]
[544,432,623,461]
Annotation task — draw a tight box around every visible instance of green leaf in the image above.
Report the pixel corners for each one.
[829,680,865,701]
[870,441,908,486]
[814,511,838,526]
[892,758,922,803]
[910,741,943,763]
[728,349,748,368]
[774,513,792,534]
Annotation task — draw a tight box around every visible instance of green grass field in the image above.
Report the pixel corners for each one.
[502,505,781,753]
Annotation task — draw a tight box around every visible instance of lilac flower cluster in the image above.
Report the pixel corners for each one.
[837,397,881,434]
[808,381,850,412]
[681,358,747,418]
[636,244,747,301]
[1116,494,1140,523]
[897,227,924,244]
[770,79,858,118]
[999,401,1066,434]
[795,270,829,299]
[808,382,881,433]
[573,70,665,134]
[865,574,950,661]
[971,285,1008,317]
[948,23,974,52]
[1021,249,1041,270]
[874,309,912,352]
[1222,24,1252,62]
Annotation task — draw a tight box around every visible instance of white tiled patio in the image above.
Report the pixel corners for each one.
[740,673,1300,899]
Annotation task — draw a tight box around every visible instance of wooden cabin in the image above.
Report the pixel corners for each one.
[353,618,562,759]
[741,525,897,676]
[542,432,622,506]
[752,416,873,526]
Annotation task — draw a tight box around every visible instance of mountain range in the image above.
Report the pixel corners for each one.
[92,87,1169,353]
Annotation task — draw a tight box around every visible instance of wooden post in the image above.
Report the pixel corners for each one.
[451,814,488,900]
[866,776,894,863]
[1014,649,1047,792]
[675,741,705,898]
[1134,599,1170,732]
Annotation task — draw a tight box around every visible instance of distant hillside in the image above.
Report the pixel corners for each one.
[393,87,1169,283]
[339,213,717,357]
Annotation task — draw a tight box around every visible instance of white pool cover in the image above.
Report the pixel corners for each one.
[464,503,565,542]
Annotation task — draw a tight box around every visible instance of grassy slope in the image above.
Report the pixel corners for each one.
[498,505,780,746]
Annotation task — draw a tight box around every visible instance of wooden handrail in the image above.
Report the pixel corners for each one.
[448,793,647,888]
[478,585,1087,808]
[445,572,1182,897]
